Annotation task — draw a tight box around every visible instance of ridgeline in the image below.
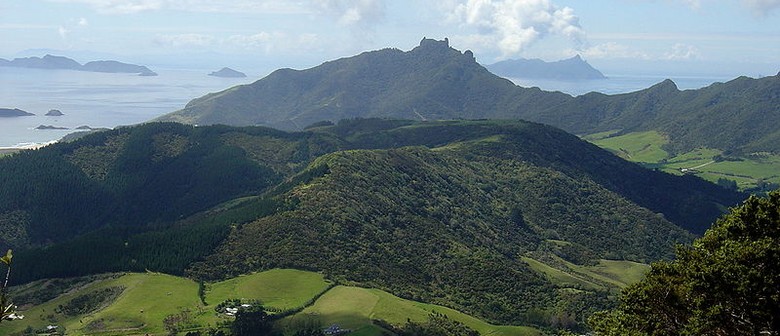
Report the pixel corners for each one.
[0,119,744,329]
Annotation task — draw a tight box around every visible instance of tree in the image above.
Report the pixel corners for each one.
[395,312,480,336]
[716,177,737,191]
[589,191,780,335]
[231,305,272,336]
[1,249,22,323]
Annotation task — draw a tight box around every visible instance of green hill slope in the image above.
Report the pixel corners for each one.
[0,270,541,336]
[157,38,570,130]
[158,38,779,155]
[0,119,745,330]
[553,75,780,154]
[287,285,541,336]
[187,134,704,326]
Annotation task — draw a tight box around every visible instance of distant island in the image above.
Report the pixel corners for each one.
[208,67,247,78]
[0,108,34,117]
[0,54,158,76]
[35,125,69,130]
[45,109,64,116]
[485,55,606,80]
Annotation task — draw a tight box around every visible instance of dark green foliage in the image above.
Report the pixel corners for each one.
[285,315,324,336]
[0,119,747,330]
[716,177,738,191]
[163,308,199,335]
[55,286,123,316]
[8,274,119,307]
[589,191,780,335]
[391,312,480,336]
[189,141,695,327]
[232,305,272,336]
[12,185,283,283]
[552,75,780,155]
[198,280,207,305]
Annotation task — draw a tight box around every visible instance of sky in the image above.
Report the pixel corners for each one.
[1,0,778,76]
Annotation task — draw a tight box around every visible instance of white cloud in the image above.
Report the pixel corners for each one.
[671,0,780,15]
[226,32,277,49]
[58,26,70,39]
[663,43,699,60]
[58,0,163,14]
[45,0,360,15]
[579,42,703,61]
[78,17,89,26]
[742,0,780,16]
[225,32,322,54]
[154,33,214,47]
[446,0,584,58]
[679,0,702,9]
[46,0,307,14]
[580,42,650,60]
[313,0,385,27]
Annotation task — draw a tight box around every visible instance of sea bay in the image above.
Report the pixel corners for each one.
[0,66,732,148]
[0,66,253,148]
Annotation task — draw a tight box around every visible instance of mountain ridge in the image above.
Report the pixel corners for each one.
[485,55,606,80]
[0,108,34,117]
[0,119,744,329]
[0,54,157,76]
[158,38,780,155]
[158,38,571,130]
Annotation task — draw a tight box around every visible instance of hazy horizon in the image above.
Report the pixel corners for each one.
[1,0,778,77]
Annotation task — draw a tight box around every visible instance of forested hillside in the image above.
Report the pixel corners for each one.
[546,75,780,154]
[0,119,745,329]
[159,38,780,155]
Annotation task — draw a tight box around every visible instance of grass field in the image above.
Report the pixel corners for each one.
[0,272,202,335]
[522,256,650,293]
[521,257,602,291]
[1,269,541,335]
[584,131,780,190]
[586,131,669,163]
[206,269,331,311]
[287,286,542,336]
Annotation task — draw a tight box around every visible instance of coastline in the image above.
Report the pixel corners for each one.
[0,141,57,153]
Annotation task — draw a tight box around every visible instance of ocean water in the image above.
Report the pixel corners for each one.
[0,67,253,148]
[0,67,733,148]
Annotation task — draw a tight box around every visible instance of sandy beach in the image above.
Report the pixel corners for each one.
[0,141,56,154]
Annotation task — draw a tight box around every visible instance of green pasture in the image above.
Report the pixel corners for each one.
[289,285,542,336]
[522,256,650,292]
[587,131,669,163]
[206,269,331,311]
[585,131,780,190]
[0,272,202,335]
[2,269,542,335]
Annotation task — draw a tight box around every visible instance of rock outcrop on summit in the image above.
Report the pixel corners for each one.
[158,37,780,154]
